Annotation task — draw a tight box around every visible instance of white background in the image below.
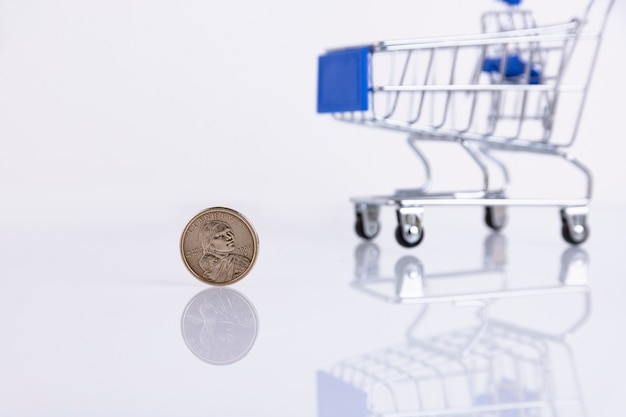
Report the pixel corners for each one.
[0,0,624,231]
[1,1,625,416]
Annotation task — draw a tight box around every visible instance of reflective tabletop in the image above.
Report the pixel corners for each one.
[1,0,625,415]
[1,205,624,416]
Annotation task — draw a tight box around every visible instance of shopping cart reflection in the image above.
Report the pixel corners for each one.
[353,234,589,304]
[318,236,590,416]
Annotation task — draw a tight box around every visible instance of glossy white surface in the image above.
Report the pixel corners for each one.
[1,0,625,415]
[1,204,625,416]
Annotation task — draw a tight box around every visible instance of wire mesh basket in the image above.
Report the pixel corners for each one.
[317,0,615,247]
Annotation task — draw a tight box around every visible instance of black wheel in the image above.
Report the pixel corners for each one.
[560,208,589,245]
[485,206,507,231]
[561,221,589,245]
[355,213,379,240]
[395,225,425,248]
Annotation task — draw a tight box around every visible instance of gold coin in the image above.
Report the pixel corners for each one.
[180,207,259,286]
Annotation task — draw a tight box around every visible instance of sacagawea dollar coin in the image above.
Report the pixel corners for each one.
[180,207,259,286]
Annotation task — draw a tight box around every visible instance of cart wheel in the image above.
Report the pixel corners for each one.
[395,224,425,248]
[395,207,425,248]
[561,221,589,245]
[355,212,380,240]
[485,206,507,231]
[562,223,589,245]
[560,208,589,245]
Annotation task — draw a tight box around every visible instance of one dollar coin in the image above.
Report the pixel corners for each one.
[180,207,259,285]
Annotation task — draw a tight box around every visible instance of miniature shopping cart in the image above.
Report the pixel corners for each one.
[317,0,615,247]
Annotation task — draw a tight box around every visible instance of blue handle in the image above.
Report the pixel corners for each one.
[500,0,522,5]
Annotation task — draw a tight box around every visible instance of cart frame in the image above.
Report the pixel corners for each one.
[317,0,615,246]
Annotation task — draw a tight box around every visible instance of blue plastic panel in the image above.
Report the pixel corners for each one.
[482,53,541,84]
[317,47,369,113]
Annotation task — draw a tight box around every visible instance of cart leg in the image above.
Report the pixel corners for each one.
[479,147,511,196]
[355,203,380,240]
[395,206,425,248]
[458,138,490,196]
[560,206,589,245]
[394,136,432,197]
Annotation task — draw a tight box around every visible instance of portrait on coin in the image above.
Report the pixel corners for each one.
[198,220,251,283]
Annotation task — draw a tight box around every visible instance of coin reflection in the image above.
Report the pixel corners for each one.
[181,287,259,365]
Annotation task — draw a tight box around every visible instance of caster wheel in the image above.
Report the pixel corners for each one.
[560,208,589,245]
[485,206,507,231]
[355,212,380,240]
[395,224,425,248]
[561,222,589,245]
